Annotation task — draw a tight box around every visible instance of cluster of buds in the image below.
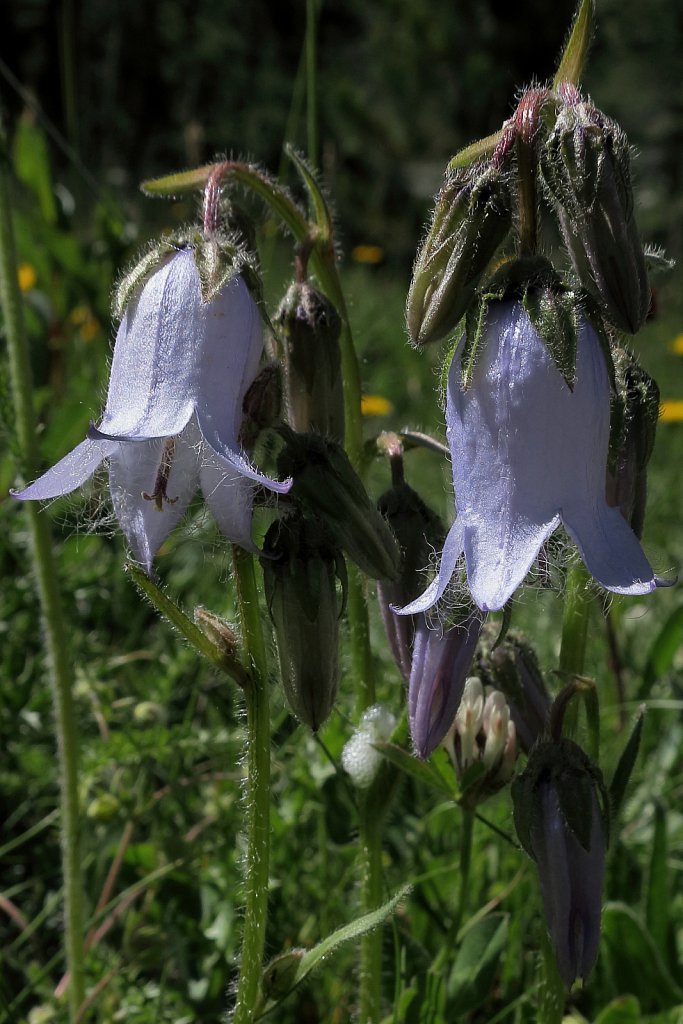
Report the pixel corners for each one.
[443,677,516,806]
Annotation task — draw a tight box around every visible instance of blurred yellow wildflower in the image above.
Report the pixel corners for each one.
[669,334,683,355]
[361,394,393,417]
[660,400,683,423]
[18,263,37,291]
[69,305,100,342]
[351,244,384,265]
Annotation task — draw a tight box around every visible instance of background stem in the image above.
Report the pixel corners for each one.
[0,121,86,1019]
[231,547,272,1024]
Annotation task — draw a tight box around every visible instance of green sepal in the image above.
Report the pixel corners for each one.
[113,237,181,319]
[192,233,258,304]
[553,0,595,90]
[141,164,218,196]
[523,285,579,391]
[448,128,506,171]
[460,299,489,391]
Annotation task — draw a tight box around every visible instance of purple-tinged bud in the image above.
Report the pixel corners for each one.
[377,480,445,680]
[607,351,660,539]
[275,282,344,440]
[443,677,517,805]
[482,632,551,753]
[541,101,650,334]
[513,739,608,987]
[261,517,346,731]
[407,163,512,346]
[409,612,483,759]
[277,428,401,581]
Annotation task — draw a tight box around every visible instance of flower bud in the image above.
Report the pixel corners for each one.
[342,704,397,789]
[239,362,283,451]
[541,101,650,334]
[482,632,551,753]
[261,517,346,730]
[443,677,517,804]
[607,351,660,538]
[512,739,608,987]
[408,612,483,759]
[275,282,344,439]
[407,163,512,346]
[277,428,401,581]
[376,480,444,680]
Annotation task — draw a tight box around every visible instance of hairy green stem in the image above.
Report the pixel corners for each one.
[559,564,592,677]
[433,808,474,973]
[231,547,271,1024]
[0,123,86,1019]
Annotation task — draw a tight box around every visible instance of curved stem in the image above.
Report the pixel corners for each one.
[0,122,86,1019]
[231,548,271,1024]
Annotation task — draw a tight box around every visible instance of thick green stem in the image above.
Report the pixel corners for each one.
[231,548,271,1024]
[358,794,383,1023]
[0,124,86,1018]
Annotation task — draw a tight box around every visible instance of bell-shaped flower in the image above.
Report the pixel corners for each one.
[400,301,669,615]
[13,249,291,570]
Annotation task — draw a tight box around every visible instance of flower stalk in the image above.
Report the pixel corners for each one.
[0,120,86,1020]
[231,546,272,1024]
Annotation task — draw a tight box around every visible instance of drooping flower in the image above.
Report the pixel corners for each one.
[400,300,669,615]
[13,249,291,570]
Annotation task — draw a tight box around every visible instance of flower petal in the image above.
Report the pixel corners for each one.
[108,434,200,573]
[98,250,203,439]
[394,518,464,616]
[199,447,257,552]
[204,437,293,494]
[12,438,116,500]
[563,500,661,595]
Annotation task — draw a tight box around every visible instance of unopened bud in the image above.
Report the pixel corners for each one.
[443,676,517,803]
[607,351,659,538]
[407,163,512,346]
[512,739,608,987]
[275,282,344,440]
[377,480,445,680]
[483,632,551,753]
[239,362,283,450]
[541,101,650,334]
[194,607,240,657]
[261,516,345,730]
[277,428,401,581]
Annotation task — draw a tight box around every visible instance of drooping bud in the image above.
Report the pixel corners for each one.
[541,100,650,334]
[277,428,401,581]
[261,516,346,730]
[407,162,512,346]
[275,282,344,439]
[512,738,609,987]
[341,704,397,789]
[481,631,551,753]
[194,607,240,659]
[376,457,445,679]
[607,350,660,538]
[408,612,483,759]
[443,677,516,805]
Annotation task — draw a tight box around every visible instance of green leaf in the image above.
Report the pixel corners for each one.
[594,996,642,1024]
[285,144,333,241]
[141,165,217,196]
[448,129,505,171]
[602,903,683,1011]
[446,914,508,1014]
[642,603,683,690]
[255,885,411,1018]
[373,742,454,797]
[553,0,594,89]
[125,562,248,686]
[609,706,645,824]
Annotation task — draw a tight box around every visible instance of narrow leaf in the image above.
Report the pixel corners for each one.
[645,801,669,958]
[285,144,333,241]
[553,0,594,89]
[373,741,454,797]
[141,165,217,196]
[447,914,508,1014]
[609,705,644,822]
[449,129,505,171]
[125,562,248,686]
[602,903,683,1009]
